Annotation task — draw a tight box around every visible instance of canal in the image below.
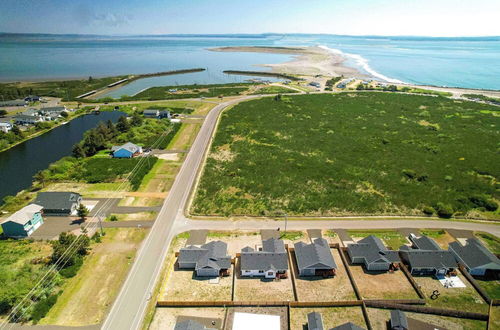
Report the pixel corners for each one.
[0,111,125,204]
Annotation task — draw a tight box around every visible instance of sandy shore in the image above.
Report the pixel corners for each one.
[211,46,368,78]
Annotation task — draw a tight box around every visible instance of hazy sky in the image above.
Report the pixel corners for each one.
[1,0,499,36]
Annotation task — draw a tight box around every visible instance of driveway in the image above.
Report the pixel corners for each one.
[31,217,85,240]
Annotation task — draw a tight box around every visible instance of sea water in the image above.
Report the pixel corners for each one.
[1,33,499,91]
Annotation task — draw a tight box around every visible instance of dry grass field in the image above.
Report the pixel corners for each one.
[290,307,366,330]
[292,248,356,301]
[367,307,487,330]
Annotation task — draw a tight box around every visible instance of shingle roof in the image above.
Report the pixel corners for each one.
[40,106,66,113]
[3,204,43,225]
[240,238,288,271]
[331,322,365,330]
[143,109,159,114]
[390,310,409,330]
[294,238,336,271]
[401,250,457,269]
[33,192,81,211]
[111,142,141,153]
[174,320,211,330]
[449,239,500,270]
[178,241,231,271]
[307,312,324,330]
[411,236,441,251]
[347,235,400,265]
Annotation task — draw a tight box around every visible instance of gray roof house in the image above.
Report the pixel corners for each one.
[331,322,365,330]
[40,106,66,114]
[0,99,26,107]
[449,238,500,277]
[143,109,160,118]
[294,238,336,276]
[174,320,216,330]
[178,241,231,277]
[390,310,408,330]
[33,192,82,216]
[347,236,400,271]
[307,312,324,330]
[400,236,457,276]
[13,114,44,125]
[240,237,289,279]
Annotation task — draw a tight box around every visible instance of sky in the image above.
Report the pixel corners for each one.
[0,0,499,37]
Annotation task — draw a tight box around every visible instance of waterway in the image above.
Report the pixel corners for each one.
[0,111,125,204]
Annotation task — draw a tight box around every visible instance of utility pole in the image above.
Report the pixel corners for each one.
[98,216,104,235]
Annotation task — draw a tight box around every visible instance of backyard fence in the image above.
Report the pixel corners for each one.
[399,263,426,299]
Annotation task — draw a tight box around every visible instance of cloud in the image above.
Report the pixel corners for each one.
[73,4,132,28]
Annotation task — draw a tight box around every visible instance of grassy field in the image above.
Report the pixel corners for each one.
[40,228,147,326]
[193,92,499,217]
[252,85,299,94]
[347,230,408,250]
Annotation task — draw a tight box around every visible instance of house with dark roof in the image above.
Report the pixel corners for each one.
[174,320,216,330]
[24,95,42,102]
[449,238,500,277]
[400,235,456,276]
[390,310,408,330]
[40,106,66,115]
[307,312,324,330]
[33,192,82,216]
[178,241,231,277]
[111,142,143,158]
[331,322,365,330]
[1,204,44,238]
[13,114,44,125]
[294,238,336,276]
[240,237,288,279]
[0,99,27,107]
[347,235,400,271]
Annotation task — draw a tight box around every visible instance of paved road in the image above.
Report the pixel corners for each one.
[102,96,259,330]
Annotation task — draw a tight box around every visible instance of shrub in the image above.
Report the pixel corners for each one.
[59,256,83,278]
[31,294,59,323]
[469,195,498,211]
[402,169,417,179]
[422,206,434,215]
[109,215,118,222]
[435,203,454,218]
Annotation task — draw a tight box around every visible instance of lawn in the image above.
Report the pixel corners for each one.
[290,307,366,330]
[347,230,408,250]
[252,85,299,94]
[475,278,500,299]
[475,232,500,254]
[193,93,499,217]
[40,228,147,326]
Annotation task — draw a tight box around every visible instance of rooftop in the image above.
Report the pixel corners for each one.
[2,204,43,225]
[294,238,336,270]
[449,238,500,270]
[33,191,81,211]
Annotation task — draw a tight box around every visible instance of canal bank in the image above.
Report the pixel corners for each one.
[0,111,125,204]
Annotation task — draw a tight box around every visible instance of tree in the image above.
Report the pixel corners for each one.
[60,111,69,118]
[131,112,143,126]
[77,204,89,220]
[88,76,93,82]
[116,116,130,132]
[11,125,23,137]
[33,170,48,188]
[435,203,454,218]
[0,109,7,117]
[50,232,90,267]
[72,144,86,158]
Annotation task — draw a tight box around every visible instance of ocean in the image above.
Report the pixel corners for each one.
[1,33,499,91]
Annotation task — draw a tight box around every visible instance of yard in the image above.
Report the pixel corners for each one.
[40,228,148,326]
[475,232,500,254]
[475,278,500,299]
[150,307,225,330]
[366,307,487,330]
[192,93,499,217]
[413,274,489,314]
[290,307,366,330]
[292,248,357,301]
[348,230,408,250]
[348,264,419,300]
[420,229,457,248]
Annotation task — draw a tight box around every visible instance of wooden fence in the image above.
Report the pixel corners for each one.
[399,263,426,299]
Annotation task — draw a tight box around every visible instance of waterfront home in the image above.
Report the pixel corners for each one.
[240,237,288,279]
[307,312,324,330]
[33,191,82,216]
[294,238,336,276]
[0,99,27,107]
[347,235,400,271]
[1,204,44,238]
[111,142,143,158]
[178,241,231,277]
[399,240,457,276]
[13,114,44,125]
[23,108,41,117]
[0,122,13,133]
[449,238,500,277]
[40,106,67,116]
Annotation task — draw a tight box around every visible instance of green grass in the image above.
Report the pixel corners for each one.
[475,279,500,300]
[347,230,407,250]
[252,86,299,95]
[279,231,304,241]
[420,229,446,238]
[193,93,499,217]
[475,232,500,254]
[325,230,337,238]
[462,94,500,104]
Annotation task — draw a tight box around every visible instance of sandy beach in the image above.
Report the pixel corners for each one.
[211,46,368,78]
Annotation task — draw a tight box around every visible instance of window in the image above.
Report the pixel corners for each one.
[258,270,264,273]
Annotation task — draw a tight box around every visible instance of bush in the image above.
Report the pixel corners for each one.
[31,294,59,323]
[109,215,118,222]
[469,195,498,211]
[422,206,434,215]
[402,169,417,179]
[59,256,83,278]
[435,203,454,218]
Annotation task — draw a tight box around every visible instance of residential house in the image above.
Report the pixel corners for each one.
[449,238,500,277]
[143,109,160,118]
[240,237,289,279]
[13,114,43,125]
[0,99,26,107]
[331,322,365,330]
[307,312,324,330]
[24,95,42,102]
[40,106,66,115]
[399,235,456,276]
[174,320,216,330]
[0,122,12,133]
[33,191,82,216]
[111,142,143,158]
[347,235,400,271]
[1,204,44,238]
[178,241,231,277]
[294,238,336,276]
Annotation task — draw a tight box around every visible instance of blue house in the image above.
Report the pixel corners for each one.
[1,204,44,238]
[111,142,143,158]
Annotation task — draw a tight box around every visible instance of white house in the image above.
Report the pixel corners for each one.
[0,122,12,133]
